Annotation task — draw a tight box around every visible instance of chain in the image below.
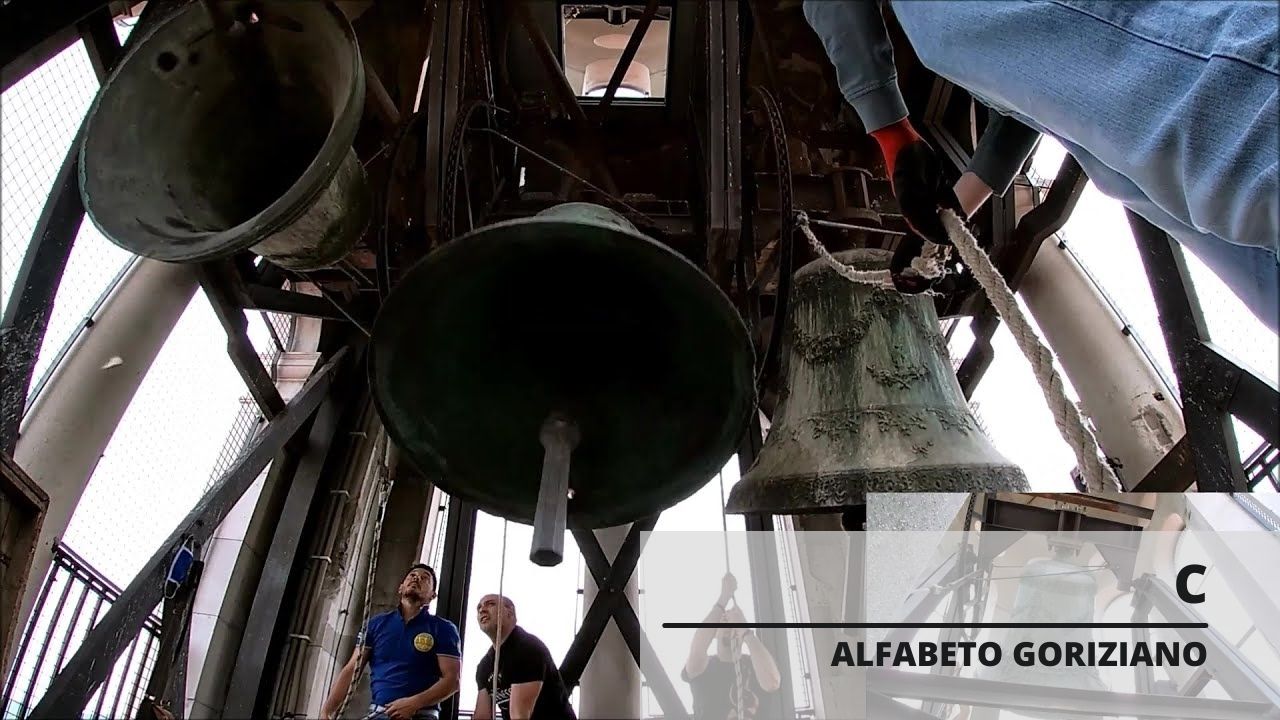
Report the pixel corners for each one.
[440,100,488,243]
[751,86,794,393]
[755,86,793,286]
[333,459,395,720]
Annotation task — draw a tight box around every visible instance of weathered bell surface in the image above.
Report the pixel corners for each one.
[979,550,1109,703]
[370,202,756,529]
[79,1,371,270]
[727,249,1027,515]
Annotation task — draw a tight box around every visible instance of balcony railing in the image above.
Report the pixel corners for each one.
[2,543,161,719]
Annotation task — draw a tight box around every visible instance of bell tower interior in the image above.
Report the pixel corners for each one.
[1,1,1277,719]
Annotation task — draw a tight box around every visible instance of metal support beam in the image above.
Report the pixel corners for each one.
[0,0,106,91]
[956,312,998,399]
[1134,574,1280,706]
[436,497,477,720]
[134,560,202,720]
[221,367,357,718]
[0,143,87,453]
[1129,212,1247,490]
[0,0,152,452]
[241,284,351,322]
[596,0,659,111]
[26,348,347,719]
[999,148,1086,289]
[75,7,122,82]
[563,516,689,720]
[510,0,619,196]
[423,0,468,246]
[561,516,655,688]
[197,262,287,419]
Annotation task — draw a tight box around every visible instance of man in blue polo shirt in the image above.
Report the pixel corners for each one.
[322,563,461,720]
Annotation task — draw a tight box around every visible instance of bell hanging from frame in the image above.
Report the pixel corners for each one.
[79,0,371,270]
[369,202,756,565]
[978,545,1110,716]
[726,248,1029,516]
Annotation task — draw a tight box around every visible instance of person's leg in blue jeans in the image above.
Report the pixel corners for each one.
[886,0,1279,329]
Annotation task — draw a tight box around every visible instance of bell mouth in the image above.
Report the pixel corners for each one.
[79,1,366,263]
[725,466,1029,516]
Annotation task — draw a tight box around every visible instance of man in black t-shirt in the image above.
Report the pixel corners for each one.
[472,594,576,720]
[682,575,782,720]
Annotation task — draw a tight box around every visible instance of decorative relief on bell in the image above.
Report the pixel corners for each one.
[727,248,1029,516]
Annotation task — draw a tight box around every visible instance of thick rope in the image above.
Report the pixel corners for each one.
[716,472,731,574]
[714,472,745,720]
[939,210,1120,492]
[797,212,947,288]
[335,459,395,719]
[795,210,1120,492]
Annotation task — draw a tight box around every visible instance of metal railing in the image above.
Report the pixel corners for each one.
[2,543,161,719]
[1244,441,1280,492]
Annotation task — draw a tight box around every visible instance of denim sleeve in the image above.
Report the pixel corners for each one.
[969,112,1042,196]
[802,0,909,132]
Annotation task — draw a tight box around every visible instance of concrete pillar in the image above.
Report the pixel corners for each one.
[7,258,197,668]
[1018,239,1186,487]
[579,524,642,719]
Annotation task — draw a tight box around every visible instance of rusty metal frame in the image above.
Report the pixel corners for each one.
[1129,211,1279,491]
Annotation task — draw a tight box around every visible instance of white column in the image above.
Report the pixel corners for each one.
[1018,239,1186,486]
[7,258,198,667]
[579,524,642,718]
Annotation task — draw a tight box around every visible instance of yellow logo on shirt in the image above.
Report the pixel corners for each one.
[413,633,434,652]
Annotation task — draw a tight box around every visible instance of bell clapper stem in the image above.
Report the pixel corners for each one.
[531,413,580,567]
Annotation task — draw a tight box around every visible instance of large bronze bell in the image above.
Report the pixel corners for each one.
[727,249,1027,515]
[79,1,370,270]
[370,203,755,564]
[979,546,1109,712]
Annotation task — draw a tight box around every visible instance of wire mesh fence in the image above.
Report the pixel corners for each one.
[2,38,135,417]
[1,543,161,720]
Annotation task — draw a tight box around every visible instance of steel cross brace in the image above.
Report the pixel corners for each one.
[563,516,690,720]
[26,347,347,719]
[197,260,287,419]
[1127,211,1260,490]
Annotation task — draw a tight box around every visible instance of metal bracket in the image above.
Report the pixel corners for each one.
[197,260,287,419]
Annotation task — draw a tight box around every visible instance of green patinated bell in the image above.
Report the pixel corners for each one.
[727,248,1028,515]
[979,551,1109,708]
[370,203,756,530]
[79,1,370,270]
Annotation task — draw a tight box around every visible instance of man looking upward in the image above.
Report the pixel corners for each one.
[322,564,461,720]
[472,594,576,720]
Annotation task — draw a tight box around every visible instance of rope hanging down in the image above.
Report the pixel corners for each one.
[334,459,396,720]
[715,472,745,720]
[796,211,1121,493]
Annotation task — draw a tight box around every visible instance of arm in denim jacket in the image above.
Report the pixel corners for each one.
[802,0,1038,197]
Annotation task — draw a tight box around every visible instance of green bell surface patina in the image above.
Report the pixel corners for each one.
[79,0,370,270]
[727,248,1028,515]
[370,203,756,529]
